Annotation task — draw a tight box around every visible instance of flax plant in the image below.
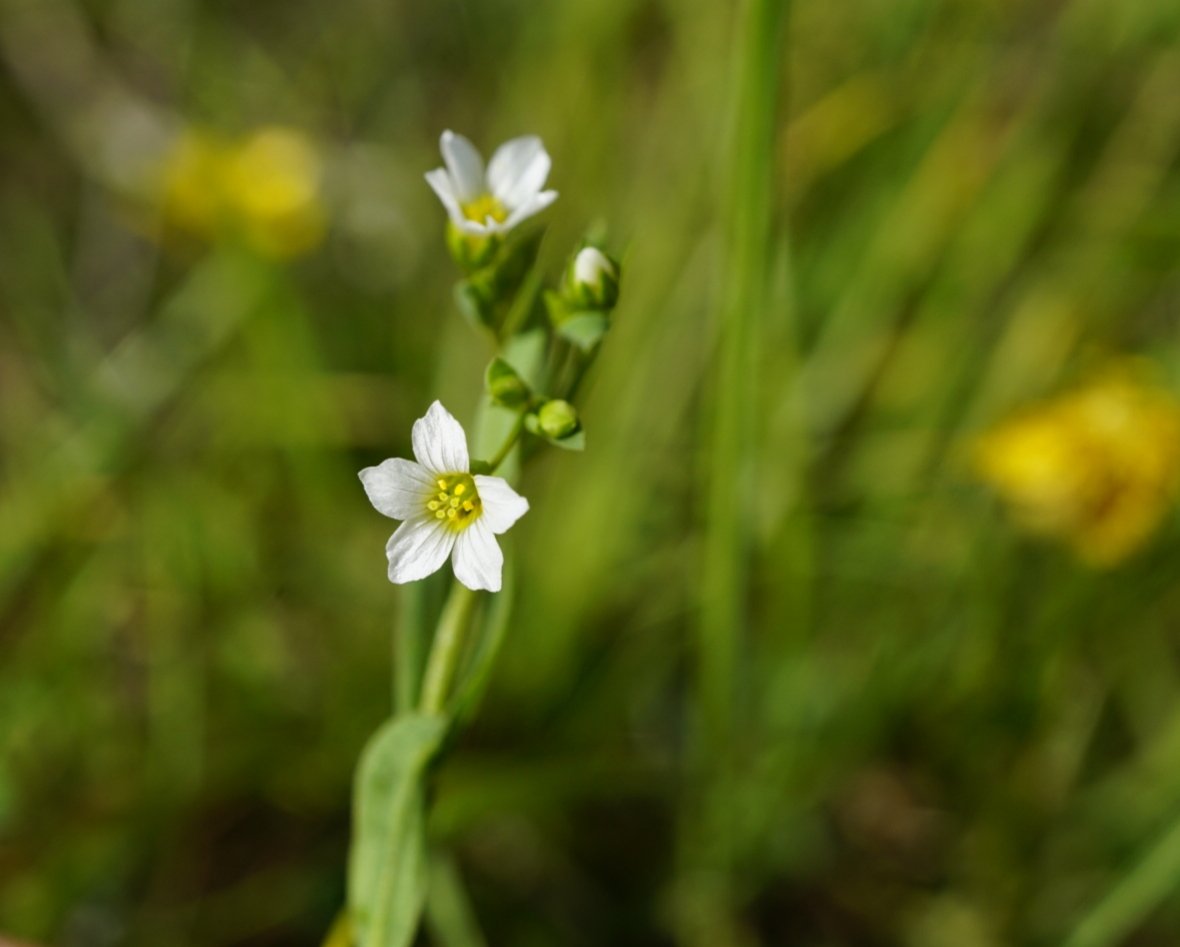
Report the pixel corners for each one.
[337,130,622,947]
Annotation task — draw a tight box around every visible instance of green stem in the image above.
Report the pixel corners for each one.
[700,0,787,785]
[419,582,479,716]
[688,0,788,942]
[484,413,525,473]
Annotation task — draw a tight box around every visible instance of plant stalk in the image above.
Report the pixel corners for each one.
[419,583,479,716]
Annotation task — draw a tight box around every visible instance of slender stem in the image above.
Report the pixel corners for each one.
[419,582,479,716]
[688,0,788,942]
[1065,815,1180,947]
[485,413,525,473]
[700,0,786,781]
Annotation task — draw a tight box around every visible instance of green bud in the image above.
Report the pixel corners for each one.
[566,246,619,309]
[446,220,500,271]
[537,399,580,440]
[485,357,531,408]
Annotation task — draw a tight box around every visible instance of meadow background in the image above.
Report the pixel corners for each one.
[4,0,1180,944]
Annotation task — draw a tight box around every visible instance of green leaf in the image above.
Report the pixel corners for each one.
[500,328,548,389]
[542,288,568,326]
[425,853,489,947]
[348,714,448,947]
[549,428,586,451]
[555,311,610,352]
[453,280,494,331]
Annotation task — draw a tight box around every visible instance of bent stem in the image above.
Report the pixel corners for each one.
[419,583,479,716]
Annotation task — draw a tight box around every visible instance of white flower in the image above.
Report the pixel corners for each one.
[425,130,558,236]
[359,401,529,593]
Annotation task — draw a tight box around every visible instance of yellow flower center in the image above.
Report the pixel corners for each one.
[461,193,508,225]
[426,474,482,532]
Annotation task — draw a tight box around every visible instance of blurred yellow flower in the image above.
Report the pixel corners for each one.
[973,366,1180,566]
[155,126,325,259]
[157,130,227,241]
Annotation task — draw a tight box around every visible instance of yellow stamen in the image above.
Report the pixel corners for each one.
[460,192,508,225]
[422,472,483,532]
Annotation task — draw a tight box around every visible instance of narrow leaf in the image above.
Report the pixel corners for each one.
[348,714,448,947]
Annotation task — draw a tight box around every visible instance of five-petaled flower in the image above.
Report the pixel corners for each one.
[425,130,558,236]
[360,401,529,592]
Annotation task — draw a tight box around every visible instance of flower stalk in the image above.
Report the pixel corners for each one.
[418,583,479,716]
[483,413,526,473]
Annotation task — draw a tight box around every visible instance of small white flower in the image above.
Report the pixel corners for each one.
[425,130,558,236]
[359,401,529,593]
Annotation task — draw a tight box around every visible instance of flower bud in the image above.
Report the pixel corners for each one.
[537,399,580,440]
[567,246,619,309]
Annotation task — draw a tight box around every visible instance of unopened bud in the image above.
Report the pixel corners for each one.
[537,399,580,440]
[567,246,619,309]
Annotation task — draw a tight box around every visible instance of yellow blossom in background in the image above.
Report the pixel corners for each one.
[973,365,1180,567]
[223,127,325,258]
[156,129,228,241]
[154,125,325,259]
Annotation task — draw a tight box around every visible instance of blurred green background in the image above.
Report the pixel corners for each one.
[4,0,1180,944]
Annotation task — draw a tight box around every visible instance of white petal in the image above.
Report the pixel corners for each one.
[451,519,503,592]
[359,458,434,520]
[500,189,558,231]
[385,516,456,584]
[488,135,551,210]
[440,130,485,202]
[425,168,465,225]
[473,475,529,534]
[411,401,470,474]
